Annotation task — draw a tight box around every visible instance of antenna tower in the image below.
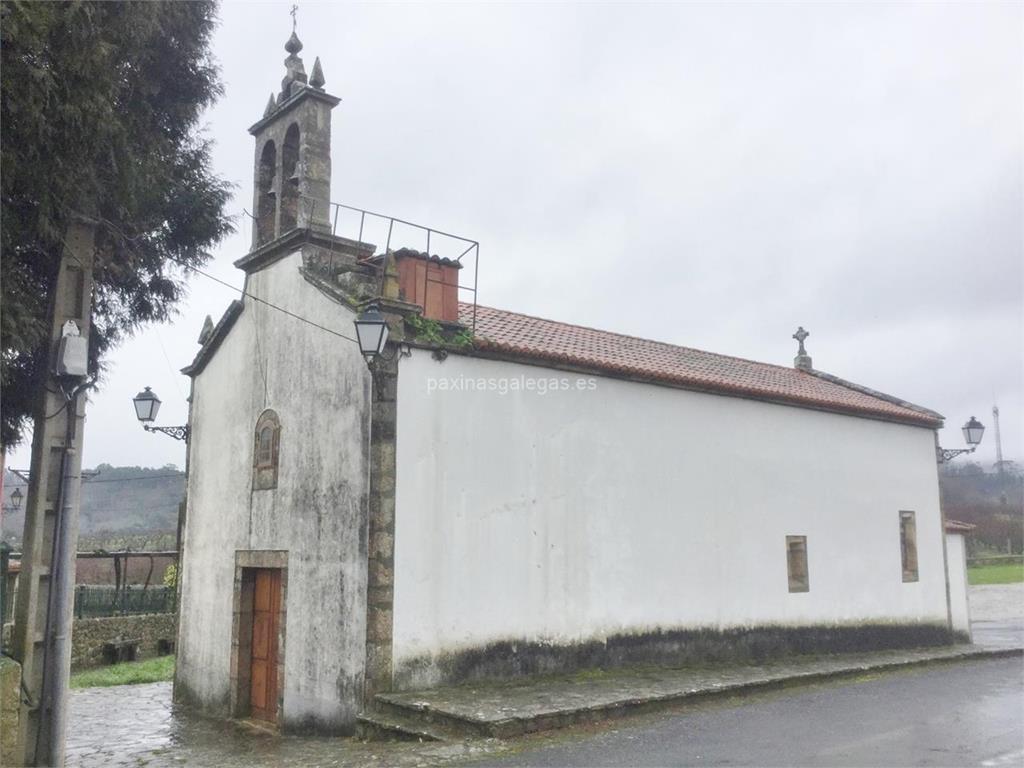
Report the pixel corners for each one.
[993,404,1005,475]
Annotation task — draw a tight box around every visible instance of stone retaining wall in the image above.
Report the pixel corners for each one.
[0,655,21,765]
[72,613,177,669]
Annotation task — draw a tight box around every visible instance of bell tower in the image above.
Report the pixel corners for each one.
[248,26,340,250]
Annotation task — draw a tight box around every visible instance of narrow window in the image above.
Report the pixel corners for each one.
[900,511,918,582]
[786,535,809,593]
[252,410,281,490]
[257,426,274,467]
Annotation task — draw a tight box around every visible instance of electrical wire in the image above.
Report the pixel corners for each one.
[163,253,360,344]
[84,473,183,484]
[3,473,184,487]
[75,214,361,346]
[58,505,181,516]
[4,504,181,518]
[43,400,70,421]
[155,326,186,400]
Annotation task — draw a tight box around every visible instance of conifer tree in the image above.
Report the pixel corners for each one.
[1,1,234,447]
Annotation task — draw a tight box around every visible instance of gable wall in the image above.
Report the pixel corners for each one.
[176,251,370,732]
[392,349,949,688]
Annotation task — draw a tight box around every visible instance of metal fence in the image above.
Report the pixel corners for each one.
[73,584,176,619]
[301,196,481,333]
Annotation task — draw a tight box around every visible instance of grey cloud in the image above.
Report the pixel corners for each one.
[8,1,1019,471]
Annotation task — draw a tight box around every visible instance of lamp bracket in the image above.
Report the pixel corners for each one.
[144,424,190,442]
[937,446,975,464]
[364,342,411,366]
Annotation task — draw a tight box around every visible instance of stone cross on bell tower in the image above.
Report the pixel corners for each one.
[792,326,813,371]
[247,19,339,250]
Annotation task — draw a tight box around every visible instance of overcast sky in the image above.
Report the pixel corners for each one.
[7,0,1022,473]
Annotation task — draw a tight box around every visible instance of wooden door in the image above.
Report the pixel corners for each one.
[249,568,281,722]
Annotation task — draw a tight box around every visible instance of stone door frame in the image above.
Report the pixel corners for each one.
[230,550,288,722]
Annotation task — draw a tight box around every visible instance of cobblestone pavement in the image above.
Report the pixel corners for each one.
[66,683,503,768]
[67,683,172,767]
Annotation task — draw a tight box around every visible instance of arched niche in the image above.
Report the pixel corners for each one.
[256,140,277,245]
[252,409,282,490]
[280,123,300,233]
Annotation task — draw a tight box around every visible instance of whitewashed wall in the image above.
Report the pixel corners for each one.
[393,349,948,675]
[945,532,971,638]
[176,251,370,731]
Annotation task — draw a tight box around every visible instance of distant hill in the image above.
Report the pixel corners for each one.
[2,464,185,545]
[939,461,1023,555]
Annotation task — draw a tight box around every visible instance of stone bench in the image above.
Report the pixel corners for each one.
[101,638,139,665]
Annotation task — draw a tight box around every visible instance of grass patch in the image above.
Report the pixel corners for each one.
[968,563,1024,585]
[70,655,175,689]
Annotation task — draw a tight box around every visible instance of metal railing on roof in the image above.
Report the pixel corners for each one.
[301,196,479,333]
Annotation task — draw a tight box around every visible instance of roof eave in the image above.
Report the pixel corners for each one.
[805,369,944,423]
[457,339,943,429]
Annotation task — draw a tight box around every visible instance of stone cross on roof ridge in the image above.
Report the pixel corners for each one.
[792,326,813,372]
[793,326,809,355]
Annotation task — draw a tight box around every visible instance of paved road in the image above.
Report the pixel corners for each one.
[969,583,1024,623]
[475,657,1024,767]
[973,619,1024,651]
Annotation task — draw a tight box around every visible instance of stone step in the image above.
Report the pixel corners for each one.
[370,645,1024,741]
[355,710,449,742]
[372,696,493,739]
[376,688,645,740]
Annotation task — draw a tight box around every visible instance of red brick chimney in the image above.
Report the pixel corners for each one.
[392,248,462,323]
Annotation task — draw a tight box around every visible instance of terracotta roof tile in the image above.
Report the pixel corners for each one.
[944,519,976,534]
[459,303,942,428]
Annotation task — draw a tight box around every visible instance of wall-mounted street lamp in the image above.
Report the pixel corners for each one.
[937,416,985,463]
[354,303,390,364]
[132,387,190,441]
[10,487,23,511]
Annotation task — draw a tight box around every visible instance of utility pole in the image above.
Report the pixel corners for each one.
[11,217,96,767]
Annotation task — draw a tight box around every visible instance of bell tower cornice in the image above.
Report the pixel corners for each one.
[248,87,340,136]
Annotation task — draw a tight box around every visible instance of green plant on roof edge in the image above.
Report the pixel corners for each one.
[405,313,474,348]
